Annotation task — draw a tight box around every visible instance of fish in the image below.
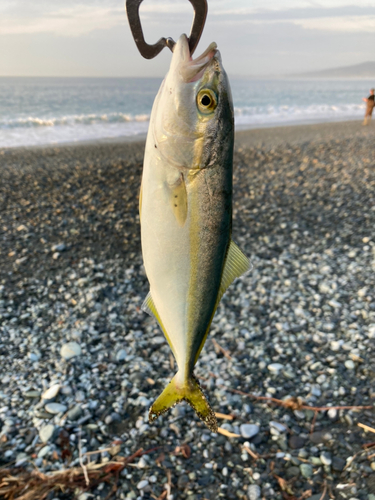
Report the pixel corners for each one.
[139,34,250,432]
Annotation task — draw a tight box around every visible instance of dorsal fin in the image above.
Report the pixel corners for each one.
[217,240,251,305]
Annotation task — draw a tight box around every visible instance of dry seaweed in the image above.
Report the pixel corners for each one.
[0,447,156,500]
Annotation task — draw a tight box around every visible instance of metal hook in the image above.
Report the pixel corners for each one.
[126,0,208,59]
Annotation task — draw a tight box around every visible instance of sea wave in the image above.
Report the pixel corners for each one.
[0,112,151,130]
[0,103,367,149]
[1,103,366,131]
[233,103,365,125]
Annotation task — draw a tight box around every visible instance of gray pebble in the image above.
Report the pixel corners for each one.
[300,464,313,478]
[39,424,56,443]
[37,445,51,458]
[320,451,332,466]
[24,390,41,398]
[60,342,82,359]
[240,424,259,439]
[267,363,284,373]
[52,243,66,252]
[116,349,127,361]
[45,403,67,415]
[270,421,287,433]
[247,484,261,500]
[67,405,82,421]
[137,479,149,490]
[42,384,61,400]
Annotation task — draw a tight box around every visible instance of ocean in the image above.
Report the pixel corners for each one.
[0,77,372,148]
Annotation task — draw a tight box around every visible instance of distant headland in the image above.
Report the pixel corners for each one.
[290,61,375,79]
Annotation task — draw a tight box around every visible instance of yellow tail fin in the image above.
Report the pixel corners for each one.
[149,374,218,432]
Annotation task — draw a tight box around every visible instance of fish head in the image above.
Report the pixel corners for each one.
[152,34,234,170]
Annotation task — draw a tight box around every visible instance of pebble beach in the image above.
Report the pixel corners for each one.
[0,120,375,500]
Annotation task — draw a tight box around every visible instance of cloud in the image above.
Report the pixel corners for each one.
[0,5,125,36]
[1,1,374,36]
[208,5,375,33]
[294,14,375,31]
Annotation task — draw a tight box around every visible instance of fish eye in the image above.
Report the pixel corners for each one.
[197,89,217,114]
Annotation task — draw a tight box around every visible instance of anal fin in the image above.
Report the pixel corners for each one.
[141,291,176,358]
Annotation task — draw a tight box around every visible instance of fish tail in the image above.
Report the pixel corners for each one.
[149,373,218,432]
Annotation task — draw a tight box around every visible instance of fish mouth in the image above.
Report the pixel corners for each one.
[181,41,218,83]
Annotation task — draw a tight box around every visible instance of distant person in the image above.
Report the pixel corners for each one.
[362,88,374,125]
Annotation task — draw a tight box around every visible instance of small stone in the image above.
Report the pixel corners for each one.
[286,466,300,478]
[294,410,305,420]
[37,445,51,458]
[270,421,287,433]
[327,408,337,420]
[289,435,306,449]
[247,484,261,500]
[52,252,60,260]
[52,243,66,252]
[345,360,355,370]
[300,464,313,478]
[78,494,93,500]
[24,390,41,398]
[137,479,149,490]
[177,474,189,489]
[28,352,40,362]
[60,342,82,360]
[240,424,259,439]
[332,456,346,472]
[320,452,332,466]
[45,403,67,415]
[137,457,148,469]
[42,384,61,400]
[67,405,82,421]
[310,431,332,444]
[39,424,56,443]
[268,363,284,373]
[116,349,127,361]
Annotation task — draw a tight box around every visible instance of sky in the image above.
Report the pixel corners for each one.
[1,0,374,77]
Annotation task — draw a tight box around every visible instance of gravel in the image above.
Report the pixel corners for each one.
[0,122,374,499]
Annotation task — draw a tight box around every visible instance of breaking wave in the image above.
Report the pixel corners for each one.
[233,103,365,127]
[0,112,151,130]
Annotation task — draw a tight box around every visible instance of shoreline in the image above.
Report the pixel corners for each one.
[1,118,373,156]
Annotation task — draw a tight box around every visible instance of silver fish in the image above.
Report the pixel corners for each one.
[140,34,250,431]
